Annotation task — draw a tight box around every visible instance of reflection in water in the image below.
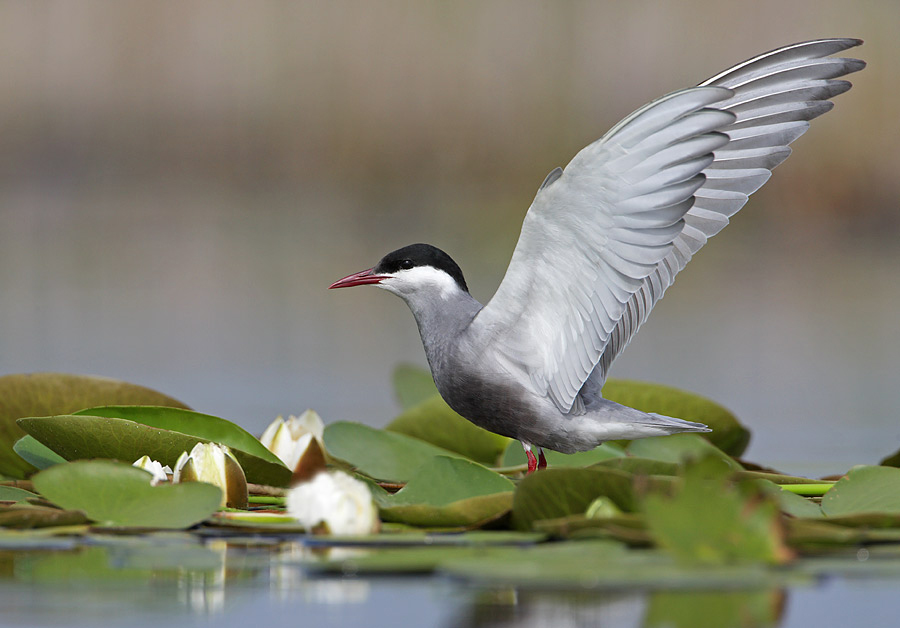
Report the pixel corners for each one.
[177,539,227,615]
[454,588,784,628]
[457,590,647,628]
[0,536,886,628]
[268,542,371,605]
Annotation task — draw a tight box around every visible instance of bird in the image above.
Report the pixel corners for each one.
[329,39,865,474]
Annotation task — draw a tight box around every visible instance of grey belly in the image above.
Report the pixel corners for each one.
[433,367,577,450]
[434,368,532,438]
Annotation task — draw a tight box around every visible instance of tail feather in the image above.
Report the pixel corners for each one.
[643,412,711,434]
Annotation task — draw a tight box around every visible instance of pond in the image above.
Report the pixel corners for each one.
[1,537,899,628]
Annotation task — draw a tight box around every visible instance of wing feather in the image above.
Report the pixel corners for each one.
[471,86,736,413]
[586,38,864,393]
[470,39,863,414]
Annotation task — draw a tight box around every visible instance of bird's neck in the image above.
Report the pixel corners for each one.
[404,290,483,373]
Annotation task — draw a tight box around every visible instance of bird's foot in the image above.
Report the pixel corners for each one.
[538,449,547,470]
[525,448,538,474]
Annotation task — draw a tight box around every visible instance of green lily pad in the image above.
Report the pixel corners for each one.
[500,441,626,468]
[32,460,222,529]
[384,456,514,506]
[627,433,742,470]
[299,530,546,547]
[511,467,638,531]
[879,446,900,467]
[755,481,824,519]
[604,379,750,456]
[324,421,463,483]
[0,503,91,529]
[823,512,900,528]
[0,373,190,479]
[386,396,511,466]
[642,456,792,565]
[379,493,513,529]
[13,435,66,470]
[392,363,439,410]
[439,541,777,589]
[74,406,282,466]
[0,486,38,503]
[594,456,681,476]
[821,465,900,516]
[786,518,900,548]
[377,456,514,528]
[310,546,488,574]
[531,512,652,544]
[17,415,290,487]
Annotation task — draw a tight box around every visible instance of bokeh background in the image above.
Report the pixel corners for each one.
[1,1,897,476]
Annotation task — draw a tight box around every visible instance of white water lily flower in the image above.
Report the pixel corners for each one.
[260,410,327,479]
[132,455,172,486]
[173,442,249,509]
[287,470,379,535]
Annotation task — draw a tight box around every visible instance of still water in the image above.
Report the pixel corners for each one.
[1,539,898,628]
[2,186,900,627]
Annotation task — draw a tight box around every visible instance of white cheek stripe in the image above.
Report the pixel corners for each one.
[384,266,463,299]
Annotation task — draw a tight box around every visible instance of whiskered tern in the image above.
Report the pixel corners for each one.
[330,39,864,473]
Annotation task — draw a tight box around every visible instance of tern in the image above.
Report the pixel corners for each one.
[330,39,864,473]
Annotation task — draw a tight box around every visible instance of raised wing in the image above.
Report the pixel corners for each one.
[472,85,737,413]
[472,38,864,415]
[588,38,865,392]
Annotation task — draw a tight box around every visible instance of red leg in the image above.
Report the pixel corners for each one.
[525,448,538,474]
[538,449,547,470]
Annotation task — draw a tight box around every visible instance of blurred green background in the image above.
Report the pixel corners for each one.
[1,1,897,475]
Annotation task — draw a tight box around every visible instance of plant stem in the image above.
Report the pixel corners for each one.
[249,495,286,506]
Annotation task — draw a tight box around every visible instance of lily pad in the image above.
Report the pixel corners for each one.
[511,467,638,531]
[0,373,190,479]
[754,481,824,519]
[324,421,463,483]
[531,512,652,544]
[13,435,66,470]
[386,396,510,466]
[500,441,626,468]
[595,457,681,476]
[392,363,439,410]
[74,406,282,466]
[604,379,750,456]
[821,465,900,516]
[786,518,900,548]
[32,460,222,529]
[627,433,742,470]
[377,456,514,528]
[0,504,91,529]
[310,545,488,574]
[17,415,291,487]
[439,541,778,589]
[0,486,38,503]
[642,456,792,565]
[299,530,546,548]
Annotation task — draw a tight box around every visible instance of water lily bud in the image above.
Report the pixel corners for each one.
[286,470,379,536]
[174,442,249,509]
[260,410,327,482]
[132,455,172,486]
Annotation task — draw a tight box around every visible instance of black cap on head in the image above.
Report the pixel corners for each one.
[374,243,469,293]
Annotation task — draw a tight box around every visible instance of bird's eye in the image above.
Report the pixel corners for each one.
[399,259,414,270]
